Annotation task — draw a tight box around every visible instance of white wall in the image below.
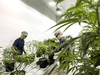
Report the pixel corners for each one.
[0,0,86,49]
[0,0,56,48]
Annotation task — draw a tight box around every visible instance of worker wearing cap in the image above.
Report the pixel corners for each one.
[54,30,69,63]
[11,31,28,55]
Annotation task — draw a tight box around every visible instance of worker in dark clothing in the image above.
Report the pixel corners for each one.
[54,30,69,63]
[68,35,74,53]
[11,31,28,55]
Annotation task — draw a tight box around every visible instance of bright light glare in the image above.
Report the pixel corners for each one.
[49,1,56,6]
[62,16,65,19]
[57,11,62,15]
[94,0,98,2]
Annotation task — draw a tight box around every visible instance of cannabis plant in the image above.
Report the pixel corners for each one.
[48,0,100,75]
[43,38,59,54]
[36,42,48,58]
[2,47,35,75]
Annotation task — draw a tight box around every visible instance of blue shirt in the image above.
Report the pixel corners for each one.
[59,37,69,51]
[13,38,24,55]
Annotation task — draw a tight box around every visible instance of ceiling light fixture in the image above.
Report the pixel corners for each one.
[56,7,62,15]
[49,1,56,6]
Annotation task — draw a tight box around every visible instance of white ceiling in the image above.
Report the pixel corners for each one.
[42,0,77,15]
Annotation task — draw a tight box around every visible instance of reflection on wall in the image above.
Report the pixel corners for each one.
[0,0,56,48]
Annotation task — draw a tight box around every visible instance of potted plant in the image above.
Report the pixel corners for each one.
[2,48,15,72]
[43,38,59,65]
[25,40,39,57]
[36,49,42,57]
[48,0,100,75]
[10,53,35,75]
[28,40,43,57]
[35,42,49,68]
[2,47,35,75]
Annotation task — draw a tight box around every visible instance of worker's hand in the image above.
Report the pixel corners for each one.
[24,51,27,54]
[54,51,61,56]
[55,40,59,43]
[54,53,59,56]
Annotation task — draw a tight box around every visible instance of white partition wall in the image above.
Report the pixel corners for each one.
[0,0,86,49]
[0,0,56,48]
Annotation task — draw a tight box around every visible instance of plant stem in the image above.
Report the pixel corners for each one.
[22,64,27,70]
[15,63,21,71]
[96,0,100,33]
[86,0,96,9]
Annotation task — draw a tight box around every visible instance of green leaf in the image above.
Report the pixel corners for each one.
[49,37,80,58]
[91,53,100,59]
[63,23,75,32]
[81,33,95,56]
[66,6,75,12]
[75,0,83,7]
[79,21,81,25]
[47,20,68,31]
[57,37,80,59]
[71,11,84,17]
[73,67,80,75]
[82,21,93,25]
[56,0,64,5]
[64,11,73,19]
[82,41,90,56]
[94,60,100,67]
[81,34,87,52]
[66,67,73,74]
[59,14,66,20]
[53,22,71,32]
[48,18,79,31]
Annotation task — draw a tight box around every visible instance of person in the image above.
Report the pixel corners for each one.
[68,35,72,39]
[11,31,28,55]
[68,35,74,53]
[54,30,69,63]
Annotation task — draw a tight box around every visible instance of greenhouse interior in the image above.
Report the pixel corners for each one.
[0,0,100,75]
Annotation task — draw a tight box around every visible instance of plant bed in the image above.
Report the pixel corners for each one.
[10,70,26,75]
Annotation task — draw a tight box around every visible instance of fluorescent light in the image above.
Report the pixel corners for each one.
[57,11,62,15]
[49,1,56,6]
[62,16,65,19]
[56,7,62,15]
[94,0,98,2]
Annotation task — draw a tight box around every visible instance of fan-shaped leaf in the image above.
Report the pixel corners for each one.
[48,18,79,31]
[66,6,75,12]
[75,0,83,7]
[81,34,87,52]
[53,22,71,33]
[91,53,100,59]
[56,0,64,5]
[66,67,74,74]
[63,23,76,32]
[94,60,100,67]
[57,37,80,59]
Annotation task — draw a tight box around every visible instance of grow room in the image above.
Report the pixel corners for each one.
[0,0,100,75]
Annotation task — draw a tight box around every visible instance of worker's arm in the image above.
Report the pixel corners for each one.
[23,47,26,54]
[54,48,64,56]
[11,45,16,51]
